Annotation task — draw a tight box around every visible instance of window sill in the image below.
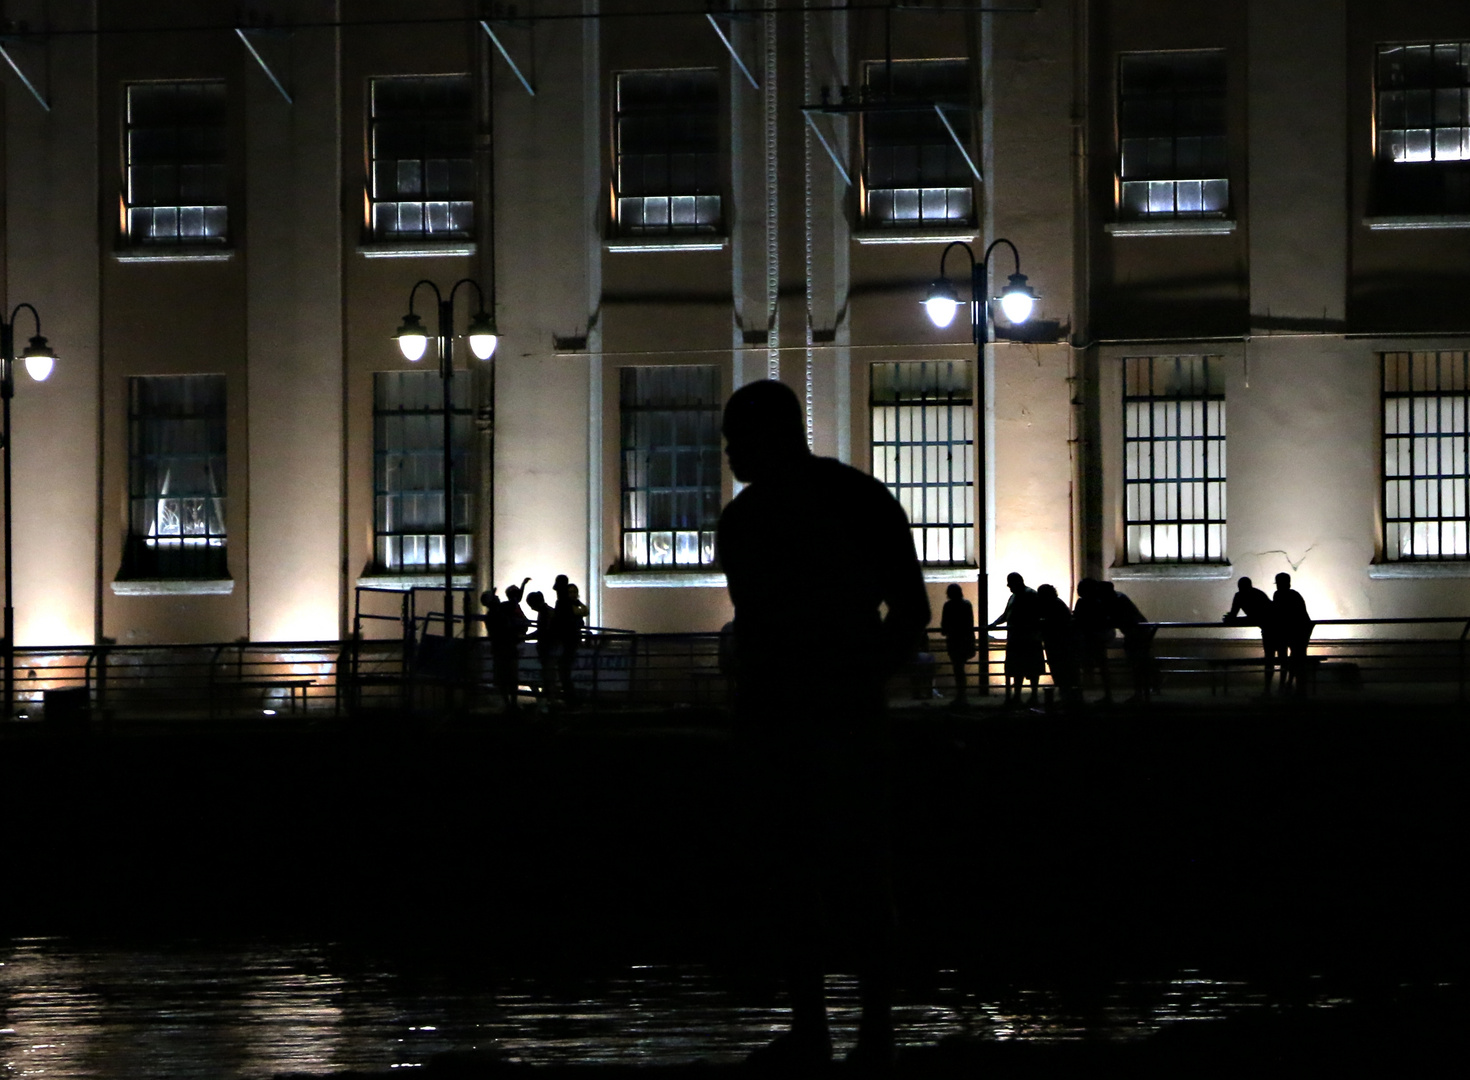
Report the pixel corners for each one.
[605,570,726,588]
[1105,219,1236,238]
[605,236,728,253]
[1110,563,1234,581]
[853,227,978,246]
[1368,561,1470,579]
[113,246,234,264]
[1363,214,1470,232]
[923,567,979,583]
[356,573,475,591]
[358,241,477,259]
[111,578,235,596]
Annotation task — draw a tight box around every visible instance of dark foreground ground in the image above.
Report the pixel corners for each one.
[2,696,1464,1076]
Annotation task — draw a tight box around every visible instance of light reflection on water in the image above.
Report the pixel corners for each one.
[2,937,1324,1078]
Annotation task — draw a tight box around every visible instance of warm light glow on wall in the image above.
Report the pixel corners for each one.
[18,608,89,648]
[256,601,340,644]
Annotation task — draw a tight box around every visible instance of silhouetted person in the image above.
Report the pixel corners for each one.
[1074,577,1115,702]
[525,589,555,707]
[989,572,1043,707]
[1037,583,1081,706]
[1273,572,1312,695]
[1107,582,1157,703]
[1225,575,1278,694]
[491,578,531,710]
[716,379,929,1071]
[940,584,977,705]
[552,578,588,707]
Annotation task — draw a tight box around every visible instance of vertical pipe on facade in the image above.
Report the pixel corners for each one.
[765,10,780,382]
[475,15,497,615]
[803,0,815,447]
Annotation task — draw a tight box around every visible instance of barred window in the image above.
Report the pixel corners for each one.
[370,75,475,239]
[1117,51,1228,220]
[125,82,228,244]
[1375,43,1470,215]
[123,375,227,580]
[374,371,474,572]
[871,361,974,565]
[1123,356,1226,563]
[1382,351,1470,560]
[620,366,722,568]
[615,70,721,235]
[862,59,974,227]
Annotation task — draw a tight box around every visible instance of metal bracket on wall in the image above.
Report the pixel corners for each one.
[800,98,983,187]
[479,19,535,97]
[0,22,49,112]
[235,26,293,104]
[706,11,760,91]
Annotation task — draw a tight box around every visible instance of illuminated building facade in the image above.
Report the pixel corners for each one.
[2,0,1469,650]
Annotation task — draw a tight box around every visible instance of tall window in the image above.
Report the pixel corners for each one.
[862,59,974,227]
[1375,43,1470,215]
[369,75,475,240]
[125,82,227,244]
[1123,356,1226,563]
[615,69,721,235]
[871,361,974,565]
[620,366,721,568]
[1117,51,1228,220]
[1382,351,1470,560]
[124,375,227,579]
[374,371,474,572]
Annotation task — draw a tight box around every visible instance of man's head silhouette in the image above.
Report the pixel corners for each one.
[1238,576,1252,590]
[1276,572,1291,589]
[722,379,809,484]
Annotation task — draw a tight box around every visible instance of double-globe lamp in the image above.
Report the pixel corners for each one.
[922,238,1038,334]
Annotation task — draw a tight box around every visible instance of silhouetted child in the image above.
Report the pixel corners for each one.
[1107,582,1157,703]
[552,580,588,707]
[940,584,977,705]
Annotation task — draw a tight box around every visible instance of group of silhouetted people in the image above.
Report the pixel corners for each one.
[481,574,588,710]
[1225,572,1313,696]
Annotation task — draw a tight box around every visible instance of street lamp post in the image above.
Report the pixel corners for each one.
[1,303,57,720]
[923,239,1037,693]
[394,279,497,642]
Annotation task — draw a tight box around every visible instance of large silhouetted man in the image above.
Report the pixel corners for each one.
[716,379,929,1072]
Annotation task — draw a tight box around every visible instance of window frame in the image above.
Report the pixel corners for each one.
[123,80,229,247]
[1381,351,1470,562]
[1373,42,1470,216]
[1122,355,1227,565]
[1115,50,1230,222]
[618,365,723,570]
[613,68,723,237]
[367,74,476,242]
[372,370,476,574]
[870,360,976,567]
[121,374,229,581]
[860,58,976,229]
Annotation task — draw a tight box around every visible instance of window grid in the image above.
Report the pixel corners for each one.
[615,70,721,235]
[1382,351,1470,561]
[862,59,974,227]
[125,82,228,244]
[1123,356,1227,564]
[1375,44,1470,215]
[124,375,228,579]
[1117,51,1228,220]
[870,361,975,566]
[620,366,722,569]
[370,75,475,240]
[373,371,475,572]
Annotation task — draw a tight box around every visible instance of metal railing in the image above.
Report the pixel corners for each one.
[4,615,1468,725]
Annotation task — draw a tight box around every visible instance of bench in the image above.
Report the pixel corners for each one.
[210,677,316,717]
